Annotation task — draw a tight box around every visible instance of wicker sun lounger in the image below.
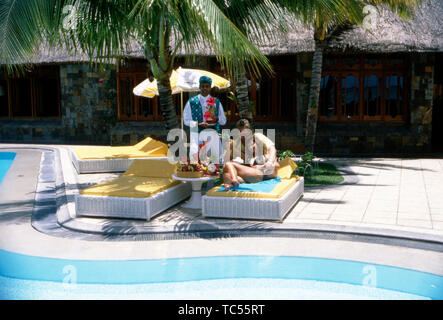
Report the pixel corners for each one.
[75,159,191,220]
[202,158,304,221]
[71,136,169,173]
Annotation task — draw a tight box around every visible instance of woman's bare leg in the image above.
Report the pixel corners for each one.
[223,162,240,190]
[223,162,258,190]
[229,162,264,183]
[223,160,282,190]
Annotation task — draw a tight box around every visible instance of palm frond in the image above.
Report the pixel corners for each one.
[131,0,275,77]
[60,0,133,65]
[277,0,365,27]
[181,0,274,77]
[0,0,63,73]
[365,0,423,19]
[213,0,290,45]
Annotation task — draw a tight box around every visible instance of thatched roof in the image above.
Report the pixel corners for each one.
[254,0,443,54]
[326,0,443,53]
[5,0,443,65]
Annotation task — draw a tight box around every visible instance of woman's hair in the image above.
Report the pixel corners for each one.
[235,118,251,129]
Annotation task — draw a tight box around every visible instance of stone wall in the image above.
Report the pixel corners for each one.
[0,63,117,145]
[0,53,437,154]
[315,122,417,154]
[409,53,434,151]
[110,121,168,146]
[294,52,435,155]
[0,119,64,142]
[60,64,117,144]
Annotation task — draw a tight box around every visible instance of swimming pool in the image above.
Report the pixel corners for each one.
[0,152,16,184]
[0,249,441,299]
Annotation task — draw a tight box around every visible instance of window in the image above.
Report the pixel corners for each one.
[247,56,297,122]
[10,77,33,117]
[118,74,156,121]
[319,74,339,120]
[0,79,8,117]
[319,55,407,122]
[250,76,296,121]
[117,59,155,121]
[116,57,297,123]
[117,58,232,122]
[363,73,382,120]
[35,69,60,117]
[385,74,405,121]
[341,73,360,120]
[117,59,186,121]
[254,76,274,120]
[0,66,61,118]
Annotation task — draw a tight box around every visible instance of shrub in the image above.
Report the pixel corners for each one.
[277,149,295,161]
[295,152,314,176]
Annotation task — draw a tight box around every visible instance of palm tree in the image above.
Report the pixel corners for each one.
[216,0,289,126]
[281,0,366,153]
[220,0,365,128]
[0,0,275,130]
[219,0,354,127]
[286,0,422,153]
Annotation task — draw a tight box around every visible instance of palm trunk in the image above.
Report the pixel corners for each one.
[158,77,179,130]
[146,9,178,131]
[305,39,324,153]
[235,66,253,125]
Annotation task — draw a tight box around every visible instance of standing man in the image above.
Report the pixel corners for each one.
[183,75,227,164]
[183,76,227,133]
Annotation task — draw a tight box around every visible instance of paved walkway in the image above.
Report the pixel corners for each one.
[1,143,443,277]
[1,144,443,244]
[64,148,443,243]
[291,158,443,238]
[2,145,443,243]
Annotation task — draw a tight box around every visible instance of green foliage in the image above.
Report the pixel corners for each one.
[209,156,343,189]
[302,151,314,163]
[213,167,224,186]
[272,150,344,185]
[228,91,256,116]
[228,91,238,104]
[248,100,256,116]
[277,149,295,161]
[0,0,275,78]
[303,162,344,187]
[202,168,224,190]
[295,152,314,176]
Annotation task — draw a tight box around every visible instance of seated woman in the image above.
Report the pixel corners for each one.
[223,119,280,190]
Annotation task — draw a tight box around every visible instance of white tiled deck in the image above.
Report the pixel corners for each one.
[0,144,442,276]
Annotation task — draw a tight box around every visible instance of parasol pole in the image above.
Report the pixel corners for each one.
[180,91,183,133]
[180,91,185,145]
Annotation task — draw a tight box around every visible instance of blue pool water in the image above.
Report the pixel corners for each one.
[0,249,442,299]
[0,152,16,184]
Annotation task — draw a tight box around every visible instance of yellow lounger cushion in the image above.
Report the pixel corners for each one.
[124,159,178,178]
[205,177,299,199]
[73,137,168,160]
[277,157,297,179]
[80,176,181,198]
[134,137,169,154]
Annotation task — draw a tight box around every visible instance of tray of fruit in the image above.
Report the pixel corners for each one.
[177,162,205,178]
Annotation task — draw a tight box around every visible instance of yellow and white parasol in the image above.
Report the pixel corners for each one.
[133,67,230,131]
